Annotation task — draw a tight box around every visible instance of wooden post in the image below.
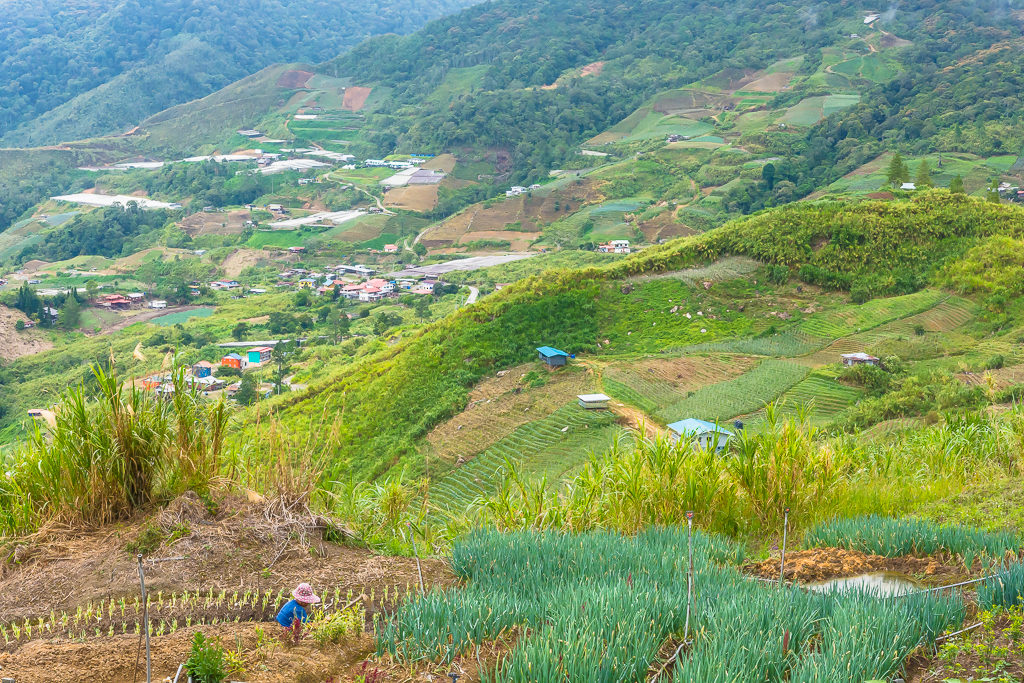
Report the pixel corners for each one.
[137,555,151,683]
[779,508,790,588]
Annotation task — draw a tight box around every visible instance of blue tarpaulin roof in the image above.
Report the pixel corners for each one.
[536,346,569,357]
[667,418,733,437]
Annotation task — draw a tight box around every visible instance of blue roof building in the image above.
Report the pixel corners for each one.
[537,346,569,367]
[666,418,734,452]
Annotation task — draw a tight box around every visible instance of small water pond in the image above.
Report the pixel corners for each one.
[806,572,922,597]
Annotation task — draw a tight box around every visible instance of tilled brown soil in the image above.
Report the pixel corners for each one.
[746,547,967,585]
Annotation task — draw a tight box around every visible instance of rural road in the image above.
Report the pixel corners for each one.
[465,286,479,305]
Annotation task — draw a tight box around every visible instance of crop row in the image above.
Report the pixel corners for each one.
[655,359,809,423]
[427,404,617,514]
[803,515,1022,561]
[0,583,409,648]
[379,527,967,682]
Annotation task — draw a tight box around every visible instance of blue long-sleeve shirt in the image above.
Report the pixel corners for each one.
[275,599,309,628]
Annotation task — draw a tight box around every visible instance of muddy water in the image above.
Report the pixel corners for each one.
[806,572,922,596]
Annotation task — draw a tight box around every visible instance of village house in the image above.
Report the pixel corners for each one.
[578,393,611,410]
[210,280,241,291]
[247,347,273,365]
[842,352,880,367]
[95,294,131,310]
[127,292,146,306]
[221,353,245,370]
[288,246,306,254]
[667,419,733,452]
[299,279,316,289]
[506,186,528,197]
[537,346,569,367]
[191,361,216,378]
[384,244,399,253]
[359,286,383,302]
[364,159,388,167]
[598,239,631,254]
[184,375,224,393]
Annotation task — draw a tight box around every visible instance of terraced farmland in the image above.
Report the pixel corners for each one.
[797,290,948,340]
[424,365,595,463]
[682,330,827,358]
[426,404,619,515]
[601,354,757,417]
[642,358,809,423]
[739,370,863,429]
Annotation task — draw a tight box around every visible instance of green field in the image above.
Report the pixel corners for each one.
[618,358,810,423]
[426,403,619,515]
[150,307,216,326]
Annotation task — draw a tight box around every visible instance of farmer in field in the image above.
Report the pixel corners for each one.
[275,583,320,641]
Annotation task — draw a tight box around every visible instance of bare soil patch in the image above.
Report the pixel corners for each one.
[581,61,605,77]
[0,493,454,625]
[221,248,268,277]
[422,153,457,173]
[342,86,373,111]
[0,625,374,683]
[0,304,53,360]
[19,259,48,273]
[276,69,313,89]
[747,548,966,585]
[741,71,795,92]
[384,184,439,212]
[180,209,251,237]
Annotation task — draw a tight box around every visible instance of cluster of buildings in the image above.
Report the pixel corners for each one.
[597,239,631,254]
[221,346,273,370]
[94,293,168,310]
[505,184,543,198]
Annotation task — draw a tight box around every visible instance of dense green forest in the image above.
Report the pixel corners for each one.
[0,0,481,145]
[23,204,177,261]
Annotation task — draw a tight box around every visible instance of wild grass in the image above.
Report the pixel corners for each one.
[0,366,227,537]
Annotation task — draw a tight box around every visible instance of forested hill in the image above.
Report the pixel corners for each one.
[318,0,1023,179]
[0,0,481,146]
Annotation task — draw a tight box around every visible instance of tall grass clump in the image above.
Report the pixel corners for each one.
[0,366,227,537]
[472,409,846,537]
[378,528,964,681]
[803,515,1022,561]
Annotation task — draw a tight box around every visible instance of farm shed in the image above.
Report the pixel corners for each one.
[667,418,734,452]
[537,346,569,367]
[247,347,273,364]
[578,393,611,409]
[842,352,880,367]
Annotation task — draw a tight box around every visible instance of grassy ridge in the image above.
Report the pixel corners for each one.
[244,194,1024,481]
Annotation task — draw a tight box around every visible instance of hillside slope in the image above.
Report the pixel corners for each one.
[0,0,481,146]
[239,192,1024,481]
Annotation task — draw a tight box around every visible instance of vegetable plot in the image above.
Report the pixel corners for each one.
[379,528,966,682]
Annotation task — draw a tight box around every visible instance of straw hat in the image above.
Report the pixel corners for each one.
[292,583,321,604]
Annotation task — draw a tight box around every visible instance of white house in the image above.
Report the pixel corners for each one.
[149,300,168,309]
[667,419,734,452]
[900,182,917,191]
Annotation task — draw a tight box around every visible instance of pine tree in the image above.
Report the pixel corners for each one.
[886,153,910,187]
[59,296,81,330]
[914,160,933,188]
[949,175,965,194]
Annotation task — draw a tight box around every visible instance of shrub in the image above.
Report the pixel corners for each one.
[185,632,228,683]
